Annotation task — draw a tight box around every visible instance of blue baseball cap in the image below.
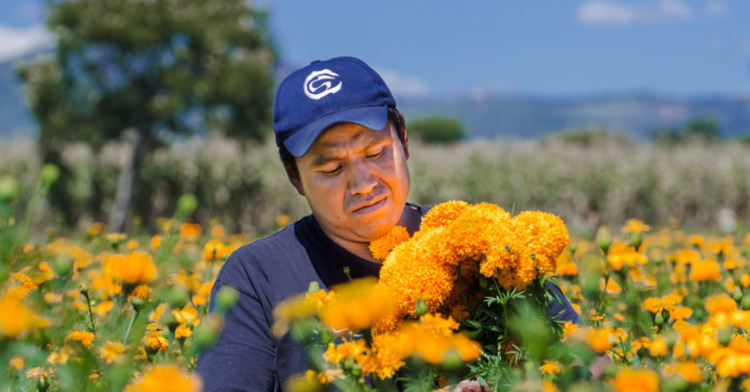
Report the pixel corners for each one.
[273,56,397,157]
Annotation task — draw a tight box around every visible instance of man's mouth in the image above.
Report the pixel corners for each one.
[352,196,387,214]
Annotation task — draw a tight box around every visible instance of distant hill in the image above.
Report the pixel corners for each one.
[2,55,749,142]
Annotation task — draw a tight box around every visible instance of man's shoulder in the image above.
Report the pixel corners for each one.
[215,218,317,293]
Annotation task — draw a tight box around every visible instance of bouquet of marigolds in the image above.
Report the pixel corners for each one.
[274,201,576,391]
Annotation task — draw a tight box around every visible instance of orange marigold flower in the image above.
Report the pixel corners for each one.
[420,200,470,230]
[706,295,737,315]
[612,368,659,392]
[272,288,334,337]
[104,251,158,284]
[179,222,202,240]
[0,292,49,338]
[172,305,199,325]
[649,337,668,357]
[664,362,703,384]
[586,329,612,354]
[320,278,396,332]
[66,331,95,348]
[175,323,192,340]
[125,365,195,392]
[689,259,721,282]
[150,235,161,250]
[143,330,168,354]
[369,226,410,261]
[557,261,578,277]
[670,306,693,321]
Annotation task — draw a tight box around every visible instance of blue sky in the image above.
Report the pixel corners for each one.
[2,0,749,98]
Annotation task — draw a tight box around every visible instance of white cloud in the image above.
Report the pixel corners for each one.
[705,0,727,16]
[374,67,431,98]
[578,0,693,25]
[0,24,54,62]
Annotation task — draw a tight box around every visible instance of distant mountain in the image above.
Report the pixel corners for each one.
[2,55,749,142]
[398,94,750,142]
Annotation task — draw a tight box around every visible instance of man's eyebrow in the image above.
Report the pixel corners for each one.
[311,153,342,167]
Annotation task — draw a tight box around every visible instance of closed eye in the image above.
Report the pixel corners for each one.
[320,166,342,176]
[366,148,384,159]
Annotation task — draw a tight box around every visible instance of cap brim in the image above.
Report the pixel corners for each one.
[283,105,389,157]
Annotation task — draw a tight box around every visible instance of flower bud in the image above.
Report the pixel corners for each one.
[718,328,732,346]
[742,296,750,311]
[596,226,612,253]
[40,164,60,185]
[415,299,429,317]
[0,176,18,202]
[52,257,74,278]
[441,348,464,370]
[215,286,239,313]
[177,194,198,216]
[654,313,664,326]
[734,287,743,302]
[167,286,189,309]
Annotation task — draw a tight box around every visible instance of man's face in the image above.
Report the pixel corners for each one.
[293,121,410,246]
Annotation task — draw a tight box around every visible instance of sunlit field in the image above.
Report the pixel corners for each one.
[3,136,750,391]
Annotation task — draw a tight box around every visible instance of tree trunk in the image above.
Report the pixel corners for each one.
[108,130,146,233]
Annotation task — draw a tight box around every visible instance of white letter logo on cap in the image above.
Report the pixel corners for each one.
[303,69,342,100]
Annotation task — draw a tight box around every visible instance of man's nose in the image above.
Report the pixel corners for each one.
[348,161,377,195]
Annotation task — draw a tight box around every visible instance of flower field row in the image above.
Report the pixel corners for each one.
[3,175,750,391]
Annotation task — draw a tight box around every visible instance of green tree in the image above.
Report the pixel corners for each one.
[407,116,467,144]
[18,0,275,231]
[652,117,721,145]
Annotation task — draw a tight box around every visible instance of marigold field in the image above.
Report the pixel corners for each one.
[4,175,750,391]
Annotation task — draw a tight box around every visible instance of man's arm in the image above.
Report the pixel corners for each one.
[195,263,279,391]
[546,281,581,325]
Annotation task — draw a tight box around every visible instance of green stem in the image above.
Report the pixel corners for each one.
[123,307,139,343]
[83,291,97,336]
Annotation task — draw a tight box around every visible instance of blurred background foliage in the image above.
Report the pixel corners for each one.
[16,0,275,232]
[3,130,750,238]
[1,0,748,239]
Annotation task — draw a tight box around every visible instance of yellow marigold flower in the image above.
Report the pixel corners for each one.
[210,224,225,238]
[11,273,38,290]
[742,274,750,287]
[649,337,668,357]
[175,323,192,340]
[203,239,226,262]
[622,219,650,234]
[179,222,202,241]
[689,234,704,248]
[128,284,150,301]
[125,365,195,392]
[192,294,206,306]
[149,303,170,323]
[0,292,49,338]
[93,300,114,316]
[540,360,561,375]
[126,239,139,250]
[66,331,95,348]
[689,259,721,282]
[276,214,291,227]
[273,288,333,337]
[47,346,74,365]
[99,341,125,364]
[706,295,737,315]
[105,232,127,244]
[87,222,106,237]
[172,305,199,325]
[323,338,368,364]
[9,356,24,370]
[143,330,168,354]
[321,278,396,332]
[285,371,322,392]
[420,200,470,230]
[542,380,559,392]
[612,368,659,392]
[671,249,700,264]
[561,322,578,342]
[369,226,410,261]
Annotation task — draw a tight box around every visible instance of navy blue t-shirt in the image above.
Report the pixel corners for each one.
[195,206,580,391]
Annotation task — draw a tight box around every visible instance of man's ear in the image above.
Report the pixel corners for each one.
[284,164,305,196]
[398,110,409,160]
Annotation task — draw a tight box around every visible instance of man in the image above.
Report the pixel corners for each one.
[195,56,579,391]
